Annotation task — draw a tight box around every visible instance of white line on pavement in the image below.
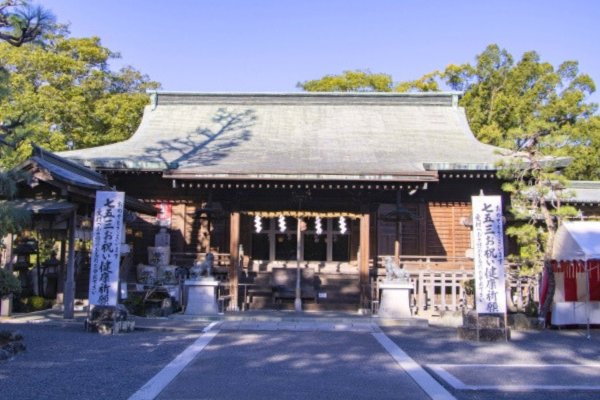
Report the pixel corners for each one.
[128,330,220,400]
[203,321,219,332]
[372,332,456,400]
[428,364,600,391]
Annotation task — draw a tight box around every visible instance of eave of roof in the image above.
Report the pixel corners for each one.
[163,171,439,182]
[1,199,77,215]
[559,181,600,204]
[12,145,160,216]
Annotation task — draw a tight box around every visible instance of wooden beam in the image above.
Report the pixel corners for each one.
[63,211,76,320]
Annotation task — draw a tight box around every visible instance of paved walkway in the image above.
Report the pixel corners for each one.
[4,309,600,400]
[128,321,454,400]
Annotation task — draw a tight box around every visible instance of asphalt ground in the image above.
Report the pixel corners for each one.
[2,313,600,400]
[383,325,600,400]
[155,330,429,400]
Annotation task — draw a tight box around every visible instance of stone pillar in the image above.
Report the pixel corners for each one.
[229,211,240,311]
[1,233,14,317]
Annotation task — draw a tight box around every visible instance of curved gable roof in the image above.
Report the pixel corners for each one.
[61,92,510,182]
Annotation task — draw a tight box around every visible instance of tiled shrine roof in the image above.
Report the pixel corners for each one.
[60,92,516,182]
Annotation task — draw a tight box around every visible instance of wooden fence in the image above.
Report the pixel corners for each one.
[372,256,540,315]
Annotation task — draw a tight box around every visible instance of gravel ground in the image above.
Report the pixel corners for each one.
[0,322,198,400]
[383,324,600,400]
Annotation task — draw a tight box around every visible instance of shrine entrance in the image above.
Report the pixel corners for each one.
[221,210,371,312]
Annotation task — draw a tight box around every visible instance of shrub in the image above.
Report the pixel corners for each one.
[28,296,51,311]
[121,293,146,317]
[0,268,21,298]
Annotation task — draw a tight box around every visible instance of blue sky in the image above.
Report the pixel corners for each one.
[40,0,600,104]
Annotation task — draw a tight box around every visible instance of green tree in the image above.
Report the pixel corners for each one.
[0,1,55,238]
[498,126,578,317]
[0,0,54,47]
[0,26,161,167]
[297,69,393,92]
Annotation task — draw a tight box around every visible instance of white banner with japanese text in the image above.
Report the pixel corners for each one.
[89,191,124,306]
[472,195,507,314]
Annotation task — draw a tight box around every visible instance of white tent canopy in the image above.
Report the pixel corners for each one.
[552,221,600,261]
[549,221,600,332]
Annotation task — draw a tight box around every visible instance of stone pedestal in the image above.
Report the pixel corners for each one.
[87,305,135,334]
[378,282,413,318]
[185,279,219,315]
[457,311,511,341]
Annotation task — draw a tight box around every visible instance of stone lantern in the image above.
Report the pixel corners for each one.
[13,240,37,294]
[41,251,60,298]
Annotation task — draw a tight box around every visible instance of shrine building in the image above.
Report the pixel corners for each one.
[58,91,518,311]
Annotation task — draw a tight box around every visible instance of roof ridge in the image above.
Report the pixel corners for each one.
[148,91,463,108]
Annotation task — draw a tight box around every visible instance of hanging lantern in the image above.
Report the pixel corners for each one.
[254,215,262,233]
[278,214,286,232]
[315,216,323,235]
[339,216,347,234]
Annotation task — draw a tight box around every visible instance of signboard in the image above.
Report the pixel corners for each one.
[472,195,507,314]
[89,191,124,306]
[156,202,172,228]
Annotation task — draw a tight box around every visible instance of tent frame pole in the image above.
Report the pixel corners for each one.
[585,257,591,340]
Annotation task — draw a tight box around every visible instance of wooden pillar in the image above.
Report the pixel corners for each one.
[1,233,14,316]
[56,239,67,305]
[359,211,370,306]
[394,220,403,265]
[419,203,428,255]
[228,211,240,311]
[63,211,76,320]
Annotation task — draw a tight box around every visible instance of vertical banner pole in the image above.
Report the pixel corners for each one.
[476,312,480,342]
[504,312,508,342]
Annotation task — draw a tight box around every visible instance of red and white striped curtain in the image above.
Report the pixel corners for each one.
[541,260,600,307]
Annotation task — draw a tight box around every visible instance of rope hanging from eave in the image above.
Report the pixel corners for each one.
[242,210,362,219]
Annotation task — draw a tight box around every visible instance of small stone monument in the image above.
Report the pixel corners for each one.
[185,253,220,315]
[378,256,413,318]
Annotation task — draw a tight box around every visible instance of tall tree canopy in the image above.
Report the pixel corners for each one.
[297,70,393,92]
[0,0,55,236]
[0,1,160,237]
[0,24,161,167]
